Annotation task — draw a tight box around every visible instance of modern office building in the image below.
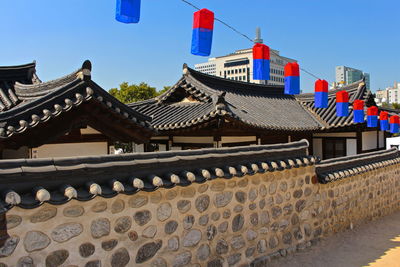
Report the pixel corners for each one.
[336,66,370,89]
[375,82,400,105]
[194,29,297,85]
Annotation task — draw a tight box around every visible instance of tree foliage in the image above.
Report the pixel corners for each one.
[109,82,170,104]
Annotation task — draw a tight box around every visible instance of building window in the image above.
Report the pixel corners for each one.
[323,139,346,159]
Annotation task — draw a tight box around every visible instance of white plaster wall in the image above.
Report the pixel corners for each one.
[346,139,357,156]
[158,144,167,151]
[386,137,400,150]
[133,144,144,153]
[80,127,101,135]
[173,136,213,144]
[32,142,108,158]
[313,132,356,138]
[221,136,256,143]
[312,138,323,158]
[362,131,377,151]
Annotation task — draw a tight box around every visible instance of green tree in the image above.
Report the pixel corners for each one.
[109,82,157,104]
[392,103,400,110]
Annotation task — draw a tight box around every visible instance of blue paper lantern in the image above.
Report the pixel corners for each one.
[116,0,140,24]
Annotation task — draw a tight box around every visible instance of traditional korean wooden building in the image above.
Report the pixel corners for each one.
[131,65,387,159]
[0,61,153,159]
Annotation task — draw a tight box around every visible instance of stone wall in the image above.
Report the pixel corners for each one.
[1,163,400,266]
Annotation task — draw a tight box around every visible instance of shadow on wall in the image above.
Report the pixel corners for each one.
[268,211,400,267]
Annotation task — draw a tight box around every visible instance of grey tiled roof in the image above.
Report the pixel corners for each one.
[0,61,153,143]
[316,148,400,183]
[0,62,40,112]
[297,79,372,129]
[131,66,323,132]
[0,139,315,209]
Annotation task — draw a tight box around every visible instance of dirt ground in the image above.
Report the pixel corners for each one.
[269,211,400,267]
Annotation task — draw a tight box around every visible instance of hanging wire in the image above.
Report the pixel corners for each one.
[180,0,325,82]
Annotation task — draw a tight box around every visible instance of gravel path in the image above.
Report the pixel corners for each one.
[268,211,400,267]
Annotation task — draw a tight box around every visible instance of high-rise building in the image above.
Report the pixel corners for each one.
[335,66,370,89]
[376,82,400,106]
[194,28,297,85]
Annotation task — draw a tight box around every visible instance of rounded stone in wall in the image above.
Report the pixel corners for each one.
[207,258,224,267]
[199,215,209,226]
[151,257,167,267]
[218,222,228,233]
[295,200,306,212]
[259,184,267,197]
[237,178,248,187]
[173,251,192,267]
[24,231,50,252]
[214,192,233,208]
[165,220,179,234]
[183,215,195,230]
[111,247,130,267]
[129,195,148,208]
[85,260,101,267]
[291,213,300,225]
[282,232,292,245]
[250,213,258,226]
[211,211,221,221]
[183,229,202,247]
[211,181,226,192]
[297,178,304,187]
[304,187,312,197]
[6,215,22,229]
[91,218,110,239]
[272,206,282,219]
[245,247,256,258]
[168,236,179,251]
[0,236,19,257]
[166,190,178,200]
[275,193,283,204]
[248,188,258,201]
[197,243,210,261]
[102,239,118,251]
[269,182,277,195]
[45,249,69,267]
[279,181,288,192]
[293,189,303,199]
[223,210,231,219]
[233,205,243,213]
[195,195,210,213]
[142,225,157,238]
[283,204,293,215]
[232,214,244,232]
[79,243,95,258]
[114,216,132,234]
[235,191,246,203]
[177,200,191,213]
[259,199,266,209]
[30,207,57,223]
[63,206,84,217]
[134,210,152,226]
[249,203,257,210]
[181,187,196,198]
[293,227,303,240]
[91,201,107,213]
[246,229,258,241]
[271,222,279,232]
[230,235,245,250]
[268,235,279,249]
[17,256,34,267]
[111,199,125,214]
[198,184,209,193]
[216,239,229,255]
[150,191,162,204]
[227,181,236,188]
[157,203,172,222]
[257,239,267,253]
[136,240,163,264]
[51,223,83,243]
[128,231,138,241]
[207,225,217,241]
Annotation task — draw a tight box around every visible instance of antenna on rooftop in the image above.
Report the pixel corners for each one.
[254,27,263,44]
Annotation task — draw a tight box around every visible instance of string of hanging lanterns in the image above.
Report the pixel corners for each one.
[114,0,399,133]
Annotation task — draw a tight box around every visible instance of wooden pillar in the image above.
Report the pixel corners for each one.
[168,136,173,151]
[356,129,362,154]
[288,135,292,143]
[214,136,221,148]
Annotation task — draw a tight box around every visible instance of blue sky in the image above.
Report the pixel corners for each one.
[1,0,399,92]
